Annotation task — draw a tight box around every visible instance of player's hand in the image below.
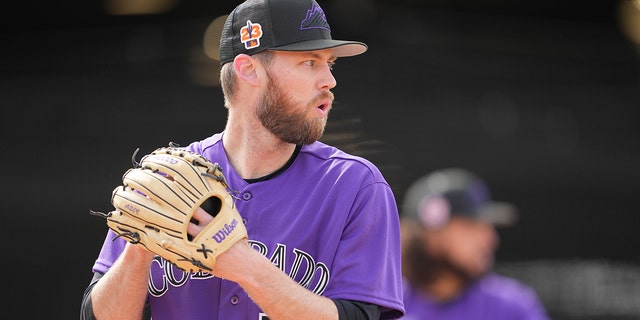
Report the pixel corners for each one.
[187,207,215,237]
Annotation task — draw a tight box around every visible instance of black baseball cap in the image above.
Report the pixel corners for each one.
[402,168,518,229]
[219,0,368,65]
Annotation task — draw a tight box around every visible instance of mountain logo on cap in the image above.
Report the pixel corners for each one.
[300,2,331,31]
[240,20,263,50]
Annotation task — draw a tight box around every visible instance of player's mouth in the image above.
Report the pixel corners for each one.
[315,100,331,117]
[313,91,334,116]
[318,100,331,111]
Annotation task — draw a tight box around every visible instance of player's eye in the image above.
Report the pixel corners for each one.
[303,59,335,71]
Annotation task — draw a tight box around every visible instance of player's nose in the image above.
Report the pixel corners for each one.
[319,65,337,90]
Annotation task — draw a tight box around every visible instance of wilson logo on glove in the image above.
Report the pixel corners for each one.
[213,218,241,243]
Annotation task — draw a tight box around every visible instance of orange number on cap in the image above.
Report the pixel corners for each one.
[240,21,263,49]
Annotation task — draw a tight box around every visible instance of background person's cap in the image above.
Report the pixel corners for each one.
[401,168,518,229]
[219,0,368,65]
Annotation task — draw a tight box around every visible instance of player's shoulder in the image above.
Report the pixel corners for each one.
[303,141,378,168]
[302,141,387,181]
[478,273,536,298]
[476,273,548,318]
[184,133,223,154]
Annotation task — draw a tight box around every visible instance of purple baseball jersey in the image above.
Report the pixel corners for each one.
[92,133,405,319]
[401,273,549,320]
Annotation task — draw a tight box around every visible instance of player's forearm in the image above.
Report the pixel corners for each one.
[234,248,338,320]
[91,244,154,320]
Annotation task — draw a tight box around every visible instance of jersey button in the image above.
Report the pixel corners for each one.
[230,295,239,305]
[242,192,252,201]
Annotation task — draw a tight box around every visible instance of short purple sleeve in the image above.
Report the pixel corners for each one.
[92,229,127,274]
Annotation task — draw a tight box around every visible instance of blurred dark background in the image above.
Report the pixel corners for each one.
[1,0,639,318]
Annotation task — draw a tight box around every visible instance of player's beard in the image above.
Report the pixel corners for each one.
[404,236,485,288]
[256,68,332,145]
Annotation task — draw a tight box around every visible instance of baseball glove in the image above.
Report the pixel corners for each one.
[91,144,247,273]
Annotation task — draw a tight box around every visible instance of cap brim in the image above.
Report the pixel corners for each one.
[270,39,368,57]
[476,202,518,227]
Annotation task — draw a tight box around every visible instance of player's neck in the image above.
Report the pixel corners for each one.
[423,272,466,303]
[222,126,297,180]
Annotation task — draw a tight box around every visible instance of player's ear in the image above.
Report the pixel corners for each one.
[233,54,259,85]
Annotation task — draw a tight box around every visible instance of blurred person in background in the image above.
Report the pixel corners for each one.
[399,168,549,320]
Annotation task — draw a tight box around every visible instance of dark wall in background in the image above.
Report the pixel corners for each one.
[1,1,639,319]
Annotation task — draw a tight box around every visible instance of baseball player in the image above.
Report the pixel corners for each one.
[80,0,405,319]
[399,168,549,320]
